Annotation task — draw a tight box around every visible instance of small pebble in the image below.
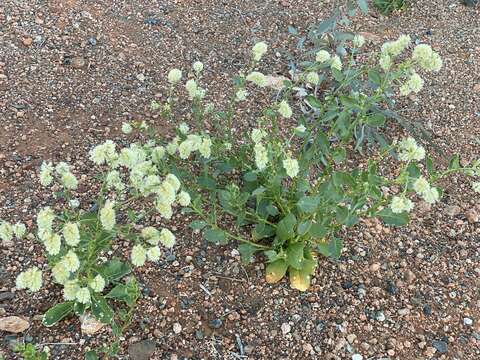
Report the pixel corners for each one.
[281,322,291,335]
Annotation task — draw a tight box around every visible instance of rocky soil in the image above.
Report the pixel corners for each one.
[1,0,479,359]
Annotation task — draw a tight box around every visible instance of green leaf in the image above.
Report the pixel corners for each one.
[98,259,131,283]
[328,237,343,259]
[297,221,312,236]
[105,284,137,307]
[252,223,275,240]
[189,220,207,230]
[332,68,344,82]
[243,171,257,182]
[357,0,369,14]
[276,213,297,242]
[85,351,99,360]
[309,222,329,239]
[42,301,74,327]
[335,206,359,227]
[426,156,434,175]
[203,228,228,245]
[365,113,386,127]
[368,70,382,85]
[197,174,217,190]
[305,95,322,109]
[448,155,460,170]
[286,243,305,270]
[265,259,288,284]
[317,241,330,257]
[297,196,320,214]
[238,244,259,263]
[378,208,409,226]
[91,295,114,324]
[74,302,87,316]
[332,147,346,164]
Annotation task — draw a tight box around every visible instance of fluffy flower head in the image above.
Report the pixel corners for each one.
[252,41,268,61]
[160,228,175,248]
[254,143,269,170]
[39,162,54,186]
[168,69,182,84]
[131,244,147,267]
[398,137,425,162]
[283,157,299,178]
[315,50,331,63]
[16,267,42,292]
[89,274,105,293]
[390,196,414,214]
[100,200,116,231]
[177,191,191,207]
[246,71,267,87]
[278,100,292,118]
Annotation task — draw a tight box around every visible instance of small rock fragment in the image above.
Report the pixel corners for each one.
[172,322,182,334]
[432,340,448,354]
[22,37,33,46]
[71,57,86,69]
[369,263,380,272]
[0,316,30,333]
[80,313,105,335]
[281,322,291,335]
[128,339,156,360]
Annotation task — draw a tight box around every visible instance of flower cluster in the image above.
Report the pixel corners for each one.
[398,137,425,162]
[16,267,42,292]
[0,220,26,243]
[412,44,443,72]
[39,161,78,190]
[131,227,176,267]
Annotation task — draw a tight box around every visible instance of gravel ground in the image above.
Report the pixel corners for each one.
[1,0,479,359]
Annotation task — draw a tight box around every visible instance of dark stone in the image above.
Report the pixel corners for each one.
[87,37,97,46]
[209,319,222,329]
[195,330,204,340]
[144,18,161,25]
[128,339,156,360]
[423,304,432,316]
[432,340,448,353]
[385,280,398,295]
[315,320,326,332]
[341,280,353,290]
[0,292,14,302]
[463,0,478,7]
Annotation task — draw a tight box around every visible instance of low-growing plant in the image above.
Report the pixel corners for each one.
[6,138,190,354]
[133,36,480,291]
[5,13,480,360]
[373,0,408,14]
[13,343,49,360]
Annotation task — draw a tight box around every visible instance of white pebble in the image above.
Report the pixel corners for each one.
[281,322,291,335]
[352,354,363,360]
[463,318,473,326]
[173,322,182,334]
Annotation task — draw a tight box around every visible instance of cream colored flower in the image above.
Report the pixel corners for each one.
[89,274,105,293]
[131,244,147,267]
[315,50,331,63]
[76,287,91,304]
[390,196,414,214]
[100,200,116,231]
[246,71,267,87]
[283,157,299,178]
[160,228,175,248]
[177,191,191,206]
[278,100,292,118]
[168,69,182,84]
[16,267,42,292]
[252,41,268,61]
[63,222,80,247]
